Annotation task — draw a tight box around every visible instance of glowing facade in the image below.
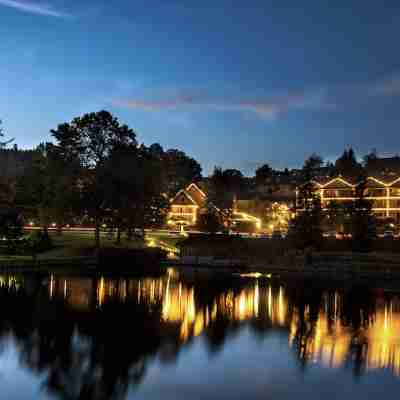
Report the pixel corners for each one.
[168,182,262,230]
[168,183,207,227]
[298,176,400,220]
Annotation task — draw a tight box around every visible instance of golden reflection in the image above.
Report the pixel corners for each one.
[0,275,20,289]
[365,299,400,376]
[45,273,400,377]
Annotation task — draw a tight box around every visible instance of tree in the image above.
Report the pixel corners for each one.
[291,180,323,250]
[303,153,323,174]
[325,200,353,234]
[363,149,378,170]
[209,168,245,208]
[15,143,79,235]
[16,144,54,233]
[103,144,168,243]
[335,148,362,176]
[208,167,247,228]
[0,120,13,148]
[51,111,137,249]
[349,178,376,252]
[147,143,164,159]
[197,203,223,234]
[0,209,24,254]
[255,163,273,185]
[265,202,290,233]
[163,149,202,195]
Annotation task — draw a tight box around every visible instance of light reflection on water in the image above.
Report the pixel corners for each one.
[45,270,400,376]
[2,270,400,399]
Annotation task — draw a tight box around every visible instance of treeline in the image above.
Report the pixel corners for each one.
[203,148,387,210]
[0,113,202,249]
[0,114,393,250]
[196,148,384,234]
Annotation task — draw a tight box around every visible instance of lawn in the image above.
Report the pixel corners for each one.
[44,230,145,258]
[0,229,183,262]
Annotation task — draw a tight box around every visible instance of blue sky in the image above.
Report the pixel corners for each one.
[1,0,400,174]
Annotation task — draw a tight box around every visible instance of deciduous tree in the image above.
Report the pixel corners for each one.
[51,111,137,249]
[255,163,273,185]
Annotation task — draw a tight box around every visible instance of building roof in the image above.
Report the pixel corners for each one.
[170,182,207,207]
[311,174,400,189]
[186,183,207,207]
[171,189,198,206]
[313,175,358,187]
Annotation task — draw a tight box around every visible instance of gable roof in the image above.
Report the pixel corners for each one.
[170,182,208,207]
[389,178,400,188]
[186,183,207,206]
[365,176,387,188]
[170,189,198,206]
[319,177,355,189]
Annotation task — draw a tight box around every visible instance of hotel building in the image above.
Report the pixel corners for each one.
[301,175,400,221]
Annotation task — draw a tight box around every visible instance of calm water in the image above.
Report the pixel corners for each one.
[0,269,400,399]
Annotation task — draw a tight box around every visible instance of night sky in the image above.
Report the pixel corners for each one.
[1,1,400,174]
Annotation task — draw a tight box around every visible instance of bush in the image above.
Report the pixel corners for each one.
[0,209,24,255]
[24,230,54,255]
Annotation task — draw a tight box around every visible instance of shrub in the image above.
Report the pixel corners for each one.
[24,230,54,255]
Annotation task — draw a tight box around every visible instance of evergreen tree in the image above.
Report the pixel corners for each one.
[302,153,324,178]
[335,148,362,176]
[291,178,323,250]
[349,177,376,252]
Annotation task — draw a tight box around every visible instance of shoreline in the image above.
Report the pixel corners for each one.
[1,250,400,280]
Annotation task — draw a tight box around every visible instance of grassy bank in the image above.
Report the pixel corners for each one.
[0,229,182,266]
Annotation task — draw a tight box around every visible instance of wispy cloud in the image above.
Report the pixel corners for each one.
[112,91,323,119]
[112,73,400,119]
[0,0,69,18]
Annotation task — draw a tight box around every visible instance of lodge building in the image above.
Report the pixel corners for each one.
[303,175,400,221]
[168,182,262,230]
[168,183,207,227]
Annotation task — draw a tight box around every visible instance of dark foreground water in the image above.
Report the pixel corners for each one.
[0,269,400,399]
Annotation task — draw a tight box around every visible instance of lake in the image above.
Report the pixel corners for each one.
[0,268,399,399]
